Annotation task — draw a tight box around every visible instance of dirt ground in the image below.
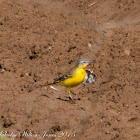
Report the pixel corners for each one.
[0,0,140,140]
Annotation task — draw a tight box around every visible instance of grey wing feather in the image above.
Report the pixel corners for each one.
[54,67,76,83]
[40,67,76,87]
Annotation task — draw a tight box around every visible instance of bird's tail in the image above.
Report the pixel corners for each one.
[37,77,60,88]
[35,82,56,89]
[42,82,56,87]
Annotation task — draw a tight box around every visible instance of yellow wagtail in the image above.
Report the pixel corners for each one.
[45,58,90,103]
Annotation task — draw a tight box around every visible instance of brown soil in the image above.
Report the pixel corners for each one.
[0,0,140,140]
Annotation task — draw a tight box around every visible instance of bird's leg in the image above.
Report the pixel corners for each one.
[68,88,75,104]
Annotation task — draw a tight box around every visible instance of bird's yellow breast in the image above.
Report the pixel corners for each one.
[62,68,86,88]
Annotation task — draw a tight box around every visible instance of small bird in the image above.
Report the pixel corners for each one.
[44,58,90,103]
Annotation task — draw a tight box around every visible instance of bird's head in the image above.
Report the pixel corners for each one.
[75,58,90,68]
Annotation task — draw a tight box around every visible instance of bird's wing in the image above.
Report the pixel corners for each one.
[40,67,76,87]
[54,67,76,83]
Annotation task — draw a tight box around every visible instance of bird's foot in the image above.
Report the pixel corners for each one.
[69,95,76,104]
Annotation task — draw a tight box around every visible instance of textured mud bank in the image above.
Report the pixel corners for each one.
[0,0,140,140]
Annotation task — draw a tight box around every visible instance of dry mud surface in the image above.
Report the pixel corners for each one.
[0,0,140,140]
